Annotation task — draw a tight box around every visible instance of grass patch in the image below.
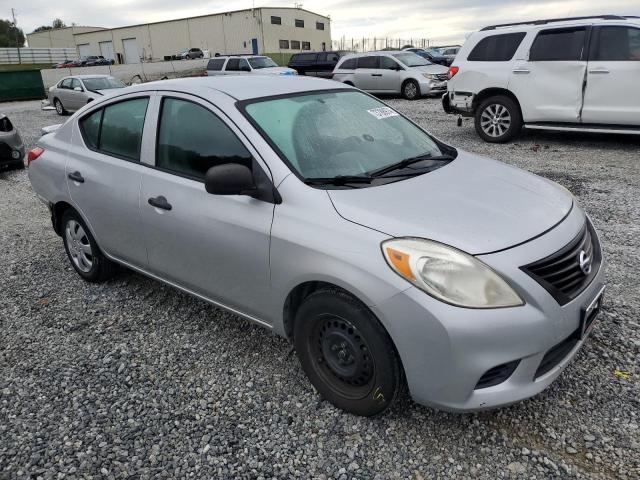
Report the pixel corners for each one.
[0,63,51,72]
[264,53,294,66]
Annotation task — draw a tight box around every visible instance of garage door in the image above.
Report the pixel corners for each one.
[78,44,91,58]
[122,38,140,64]
[99,41,115,62]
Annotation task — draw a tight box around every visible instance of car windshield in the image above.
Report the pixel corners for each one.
[393,52,431,67]
[82,77,126,91]
[248,57,278,69]
[243,90,447,181]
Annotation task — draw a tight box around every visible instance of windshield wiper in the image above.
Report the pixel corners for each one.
[368,153,453,178]
[304,175,372,186]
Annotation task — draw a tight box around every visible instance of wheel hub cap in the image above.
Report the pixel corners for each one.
[480,104,512,137]
[65,220,93,273]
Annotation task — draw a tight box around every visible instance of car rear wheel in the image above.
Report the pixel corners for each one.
[61,209,117,282]
[293,289,404,416]
[54,98,66,116]
[475,95,522,143]
[402,80,420,100]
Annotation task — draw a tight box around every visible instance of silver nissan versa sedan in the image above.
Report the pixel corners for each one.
[28,76,605,416]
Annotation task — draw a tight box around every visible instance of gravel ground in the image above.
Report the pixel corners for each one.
[1,98,639,479]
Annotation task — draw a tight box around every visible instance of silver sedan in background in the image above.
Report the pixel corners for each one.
[48,75,126,115]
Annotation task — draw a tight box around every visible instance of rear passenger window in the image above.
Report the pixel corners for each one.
[339,58,357,69]
[207,58,225,70]
[530,27,586,61]
[225,58,239,71]
[590,27,640,61]
[467,32,526,61]
[357,56,378,69]
[79,97,149,160]
[156,98,252,180]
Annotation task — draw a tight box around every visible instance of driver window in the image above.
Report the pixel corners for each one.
[156,98,252,180]
[71,79,82,90]
[379,56,400,70]
[239,58,251,71]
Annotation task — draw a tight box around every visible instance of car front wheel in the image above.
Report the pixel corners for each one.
[475,95,522,143]
[402,80,420,100]
[61,209,117,282]
[293,289,404,416]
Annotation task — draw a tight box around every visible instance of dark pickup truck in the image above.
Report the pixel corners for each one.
[287,51,351,77]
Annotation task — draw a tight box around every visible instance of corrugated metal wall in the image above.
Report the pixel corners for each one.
[0,48,77,64]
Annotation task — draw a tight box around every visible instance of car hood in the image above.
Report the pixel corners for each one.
[327,151,573,255]
[410,64,449,74]
[256,66,297,75]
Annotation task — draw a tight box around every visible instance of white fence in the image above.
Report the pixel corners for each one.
[0,48,77,65]
[40,58,209,89]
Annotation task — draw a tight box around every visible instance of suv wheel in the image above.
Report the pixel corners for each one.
[293,289,404,416]
[402,80,420,100]
[475,95,522,143]
[54,98,66,116]
[61,209,117,282]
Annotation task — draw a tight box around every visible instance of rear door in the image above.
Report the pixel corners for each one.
[582,24,640,125]
[353,56,380,91]
[66,94,151,266]
[139,93,274,317]
[509,26,588,122]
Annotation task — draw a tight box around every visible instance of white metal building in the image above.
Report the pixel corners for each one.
[26,26,107,48]
[26,8,331,64]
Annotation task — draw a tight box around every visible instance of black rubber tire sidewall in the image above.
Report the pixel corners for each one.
[54,98,66,116]
[474,95,522,143]
[61,209,115,282]
[402,80,420,100]
[293,289,403,416]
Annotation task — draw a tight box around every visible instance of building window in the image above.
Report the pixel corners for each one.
[291,40,301,50]
[271,16,281,25]
[302,41,311,51]
[279,40,290,49]
[316,22,325,30]
[295,19,304,28]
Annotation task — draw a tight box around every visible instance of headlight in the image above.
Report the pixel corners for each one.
[422,73,436,80]
[382,238,524,308]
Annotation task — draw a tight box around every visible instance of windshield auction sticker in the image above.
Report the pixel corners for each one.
[366,107,400,119]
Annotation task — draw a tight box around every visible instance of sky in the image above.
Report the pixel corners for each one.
[9,0,640,45]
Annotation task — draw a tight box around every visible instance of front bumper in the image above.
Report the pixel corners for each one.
[0,140,25,170]
[372,207,606,412]
[419,79,448,96]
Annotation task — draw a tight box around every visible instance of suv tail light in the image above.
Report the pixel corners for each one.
[27,147,44,166]
[448,66,459,79]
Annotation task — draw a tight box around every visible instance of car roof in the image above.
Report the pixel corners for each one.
[478,16,640,33]
[344,51,410,57]
[214,55,267,59]
[132,75,349,101]
[63,75,114,80]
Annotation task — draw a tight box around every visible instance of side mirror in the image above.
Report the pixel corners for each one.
[205,163,256,196]
[74,86,83,92]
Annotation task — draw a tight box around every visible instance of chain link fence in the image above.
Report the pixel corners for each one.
[331,38,438,53]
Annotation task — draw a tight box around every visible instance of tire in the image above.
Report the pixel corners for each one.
[474,95,522,143]
[401,79,420,100]
[61,209,117,282]
[293,289,404,416]
[54,98,66,116]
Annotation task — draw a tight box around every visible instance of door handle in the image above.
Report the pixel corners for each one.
[148,195,172,211]
[371,73,383,76]
[512,68,530,74]
[67,171,84,183]
[589,69,610,74]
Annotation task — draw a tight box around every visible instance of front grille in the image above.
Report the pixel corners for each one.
[521,220,601,305]
[475,360,520,389]
[534,328,579,379]
[435,73,448,81]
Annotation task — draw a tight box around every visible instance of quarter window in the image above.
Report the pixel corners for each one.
[156,98,252,180]
[590,27,640,61]
[295,19,304,28]
[291,40,301,50]
[302,42,311,51]
[279,39,290,49]
[467,32,526,61]
[271,16,281,25]
[79,97,149,161]
[529,27,586,61]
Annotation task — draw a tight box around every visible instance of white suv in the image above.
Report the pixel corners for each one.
[443,15,640,142]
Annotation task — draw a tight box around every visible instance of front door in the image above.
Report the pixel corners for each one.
[66,95,151,266]
[509,26,588,123]
[67,78,85,110]
[377,56,404,93]
[139,94,274,317]
[582,25,640,125]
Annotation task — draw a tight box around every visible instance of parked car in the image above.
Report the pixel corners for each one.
[443,15,640,142]
[178,48,204,59]
[287,51,351,77]
[82,55,113,66]
[403,48,449,66]
[28,76,605,416]
[332,51,448,100]
[48,75,126,115]
[439,46,460,65]
[55,60,82,69]
[206,56,296,76]
[0,114,25,171]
